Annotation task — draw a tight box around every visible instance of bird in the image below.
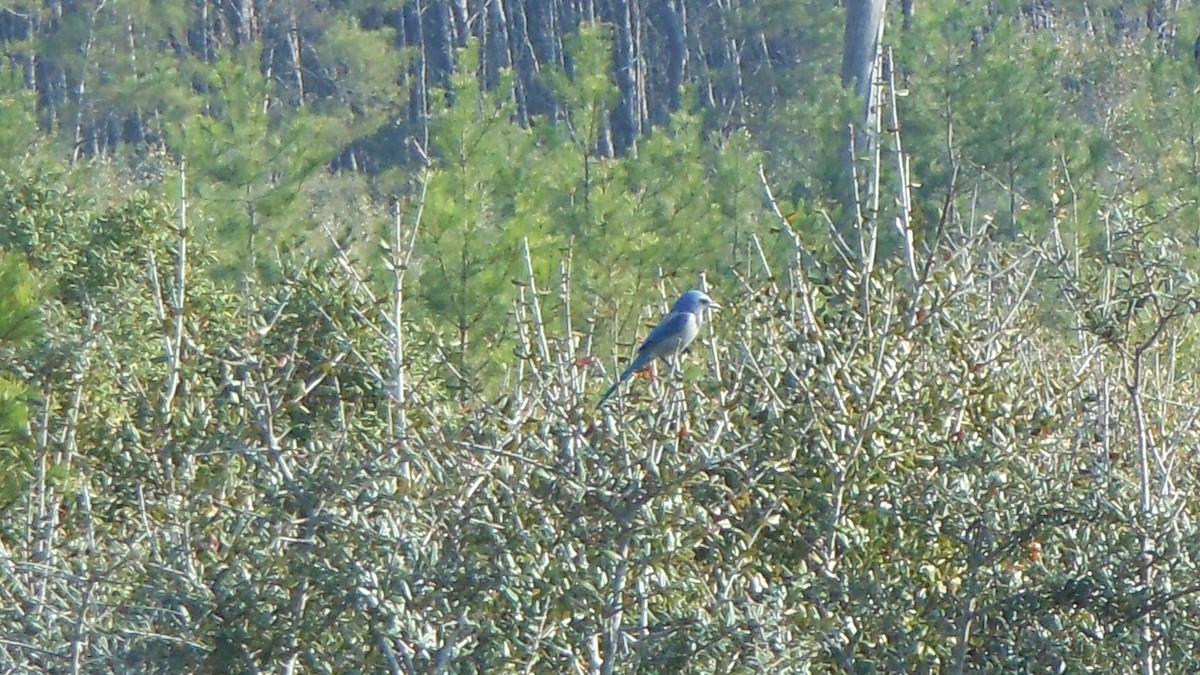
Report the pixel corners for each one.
[597,289,720,408]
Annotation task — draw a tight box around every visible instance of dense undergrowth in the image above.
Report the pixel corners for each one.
[5,1,1200,672]
[4,157,1200,671]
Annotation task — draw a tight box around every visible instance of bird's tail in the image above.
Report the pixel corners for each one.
[596,357,644,408]
[596,380,622,409]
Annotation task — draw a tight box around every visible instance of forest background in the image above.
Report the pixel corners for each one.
[4,0,1200,672]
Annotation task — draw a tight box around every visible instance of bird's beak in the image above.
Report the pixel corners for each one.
[707,302,721,311]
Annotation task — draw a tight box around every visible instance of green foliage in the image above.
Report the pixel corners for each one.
[895,2,1098,240]
[737,1,850,204]
[0,68,39,165]
[168,48,330,279]
[128,36,400,283]
[309,15,408,116]
[0,251,38,346]
[0,250,40,503]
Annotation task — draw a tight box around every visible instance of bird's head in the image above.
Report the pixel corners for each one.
[672,289,721,314]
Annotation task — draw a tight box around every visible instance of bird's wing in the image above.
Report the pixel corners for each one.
[636,311,694,358]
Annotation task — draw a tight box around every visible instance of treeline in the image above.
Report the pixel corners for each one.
[2,0,827,165]
[0,0,1190,169]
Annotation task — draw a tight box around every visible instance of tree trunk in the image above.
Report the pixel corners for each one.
[483,0,512,91]
[287,10,304,102]
[427,1,455,87]
[224,0,257,46]
[506,0,534,127]
[647,0,686,123]
[842,0,885,130]
[522,0,559,115]
[449,0,468,42]
[401,2,430,155]
[609,0,639,153]
[838,0,886,212]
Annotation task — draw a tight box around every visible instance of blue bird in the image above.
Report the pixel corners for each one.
[598,289,720,408]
